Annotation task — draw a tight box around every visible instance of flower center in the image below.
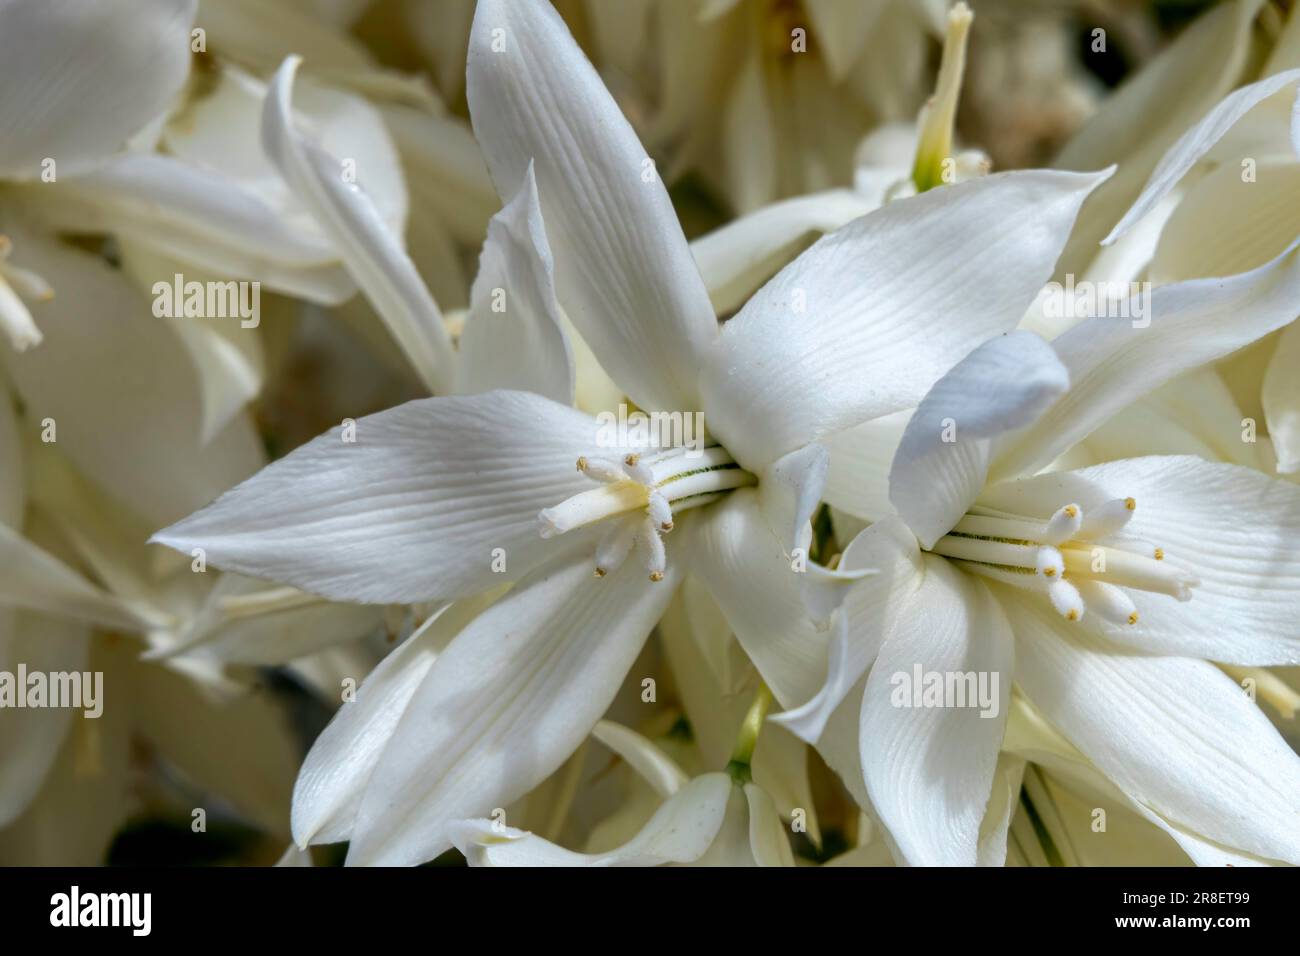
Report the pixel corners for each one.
[928,497,1198,625]
[538,444,755,581]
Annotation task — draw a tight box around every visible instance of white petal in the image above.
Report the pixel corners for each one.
[452,773,731,867]
[345,552,679,865]
[771,516,924,744]
[591,721,689,799]
[455,163,573,406]
[466,0,718,414]
[890,331,1068,549]
[744,783,796,867]
[263,57,454,392]
[859,557,1013,866]
[0,276,42,352]
[759,443,829,557]
[0,523,166,631]
[993,242,1300,480]
[690,189,877,316]
[0,232,265,529]
[152,391,603,605]
[1000,588,1300,864]
[700,170,1110,471]
[822,409,911,522]
[0,0,196,179]
[686,490,833,709]
[1263,319,1300,473]
[291,598,493,846]
[1104,69,1300,245]
[0,612,89,826]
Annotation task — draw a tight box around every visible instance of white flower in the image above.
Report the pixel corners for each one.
[151,0,1108,865]
[774,243,1300,864]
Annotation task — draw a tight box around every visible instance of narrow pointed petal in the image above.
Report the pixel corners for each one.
[451,774,731,867]
[993,242,1300,480]
[455,162,574,406]
[345,553,679,866]
[591,721,689,799]
[700,170,1109,471]
[262,57,454,392]
[860,558,1013,866]
[466,0,718,413]
[151,391,602,605]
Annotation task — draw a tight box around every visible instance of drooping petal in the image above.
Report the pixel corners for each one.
[466,0,718,414]
[772,516,924,745]
[151,390,602,605]
[0,0,196,179]
[700,169,1110,471]
[859,556,1013,866]
[992,242,1300,480]
[455,162,573,406]
[262,57,454,392]
[889,331,1068,549]
[345,552,679,865]
[590,721,689,799]
[1104,69,1300,245]
[999,587,1300,864]
[451,773,731,867]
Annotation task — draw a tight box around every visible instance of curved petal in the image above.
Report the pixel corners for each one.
[1104,69,1300,245]
[1000,587,1300,865]
[993,241,1300,480]
[822,409,911,522]
[345,551,679,866]
[859,557,1013,866]
[745,783,796,866]
[291,597,494,846]
[700,169,1110,471]
[151,390,602,605]
[0,0,196,179]
[690,189,877,316]
[889,331,1068,549]
[455,162,574,406]
[466,0,718,414]
[1263,319,1300,473]
[591,721,689,799]
[451,773,731,867]
[262,57,454,392]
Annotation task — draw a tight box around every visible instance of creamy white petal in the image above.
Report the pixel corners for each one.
[890,331,1068,549]
[745,783,796,867]
[772,516,924,744]
[1263,319,1300,473]
[455,163,573,406]
[993,242,1300,480]
[292,598,493,846]
[700,170,1110,471]
[466,0,718,413]
[1001,588,1300,864]
[860,556,1013,866]
[152,391,602,605]
[691,189,877,316]
[263,57,454,392]
[0,233,264,529]
[451,773,731,867]
[822,409,911,522]
[1104,69,1300,245]
[591,721,689,799]
[0,0,196,179]
[686,490,832,709]
[345,552,679,865]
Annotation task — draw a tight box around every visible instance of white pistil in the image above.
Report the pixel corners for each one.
[932,495,1193,624]
[541,443,756,579]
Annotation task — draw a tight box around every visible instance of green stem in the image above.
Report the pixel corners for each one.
[726,681,773,784]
